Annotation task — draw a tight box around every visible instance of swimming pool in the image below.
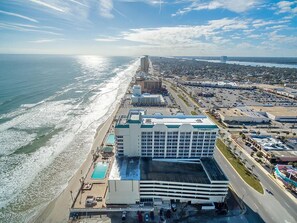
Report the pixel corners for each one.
[91,162,108,179]
[106,133,115,145]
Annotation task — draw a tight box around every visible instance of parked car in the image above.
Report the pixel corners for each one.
[85,196,97,207]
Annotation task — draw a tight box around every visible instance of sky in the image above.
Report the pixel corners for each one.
[0,0,297,56]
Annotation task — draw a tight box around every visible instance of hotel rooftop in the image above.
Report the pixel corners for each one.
[116,109,218,129]
[109,157,228,184]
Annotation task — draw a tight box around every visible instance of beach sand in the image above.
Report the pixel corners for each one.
[33,104,120,223]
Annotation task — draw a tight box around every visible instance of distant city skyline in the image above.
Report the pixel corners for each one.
[0,0,297,56]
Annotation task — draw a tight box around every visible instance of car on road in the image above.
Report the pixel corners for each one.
[121,211,127,221]
[144,213,149,222]
[171,202,177,212]
[265,188,274,195]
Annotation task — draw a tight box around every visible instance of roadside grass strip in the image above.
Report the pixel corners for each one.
[216,139,264,194]
[205,111,225,128]
[178,94,190,106]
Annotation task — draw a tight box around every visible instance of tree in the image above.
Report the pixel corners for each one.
[239,150,242,157]
[256,151,263,158]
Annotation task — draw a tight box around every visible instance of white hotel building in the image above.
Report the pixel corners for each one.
[105,109,229,205]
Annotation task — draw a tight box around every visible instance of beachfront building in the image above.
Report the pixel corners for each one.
[105,157,228,205]
[140,55,149,73]
[115,109,218,158]
[105,109,229,206]
[131,85,165,106]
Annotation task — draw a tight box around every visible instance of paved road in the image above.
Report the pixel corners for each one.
[164,82,194,115]
[215,148,297,223]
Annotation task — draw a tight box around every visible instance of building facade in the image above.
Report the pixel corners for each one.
[115,109,218,159]
[106,157,228,205]
[106,109,228,206]
[140,56,149,73]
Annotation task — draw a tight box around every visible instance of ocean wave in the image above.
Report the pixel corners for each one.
[0,57,139,223]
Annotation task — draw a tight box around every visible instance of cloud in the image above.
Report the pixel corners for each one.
[67,0,88,7]
[29,38,64,43]
[99,0,114,18]
[29,0,66,13]
[119,0,165,5]
[0,10,38,23]
[94,37,119,42]
[172,0,261,16]
[252,19,289,28]
[276,1,297,14]
[0,22,62,35]
[102,18,249,47]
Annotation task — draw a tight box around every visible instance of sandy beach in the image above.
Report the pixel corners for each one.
[33,103,120,223]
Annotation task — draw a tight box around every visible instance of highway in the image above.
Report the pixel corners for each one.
[165,80,297,223]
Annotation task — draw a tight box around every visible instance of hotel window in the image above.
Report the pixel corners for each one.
[178,132,191,158]
[154,131,166,157]
[166,131,178,157]
[141,132,153,157]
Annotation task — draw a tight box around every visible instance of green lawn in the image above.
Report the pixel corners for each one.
[191,111,198,115]
[216,139,264,194]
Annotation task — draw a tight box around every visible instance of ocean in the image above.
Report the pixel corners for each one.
[0,55,138,222]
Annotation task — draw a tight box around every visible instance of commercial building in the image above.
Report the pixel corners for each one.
[247,135,297,164]
[131,85,165,106]
[218,107,270,124]
[182,81,255,90]
[251,106,297,123]
[105,109,229,206]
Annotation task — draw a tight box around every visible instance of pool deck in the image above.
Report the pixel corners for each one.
[72,157,114,209]
[72,129,116,209]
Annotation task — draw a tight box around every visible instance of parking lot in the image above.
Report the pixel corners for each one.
[184,86,297,110]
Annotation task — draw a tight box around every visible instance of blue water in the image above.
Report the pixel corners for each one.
[106,133,115,145]
[91,162,108,179]
[0,55,139,223]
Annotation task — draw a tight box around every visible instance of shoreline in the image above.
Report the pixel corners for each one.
[33,102,121,223]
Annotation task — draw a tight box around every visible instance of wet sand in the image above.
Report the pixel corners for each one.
[33,104,120,223]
